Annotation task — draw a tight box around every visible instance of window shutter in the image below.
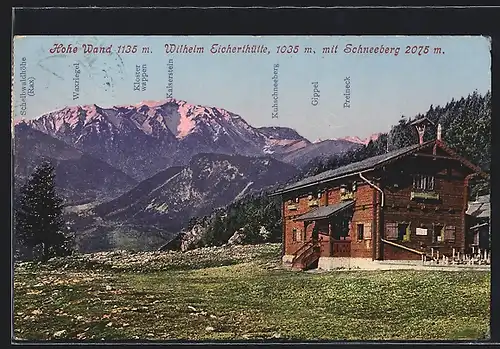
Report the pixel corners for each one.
[444,226,456,242]
[364,222,372,239]
[403,222,411,241]
[386,222,398,240]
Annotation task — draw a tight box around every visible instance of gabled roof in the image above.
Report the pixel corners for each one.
[410,117,435,126]
[274,140,486,195]
[294,200,354,221]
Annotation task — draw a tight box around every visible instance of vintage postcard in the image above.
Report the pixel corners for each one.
[12,35,491,341]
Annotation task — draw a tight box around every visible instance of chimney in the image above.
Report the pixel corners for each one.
[437,124,442,141]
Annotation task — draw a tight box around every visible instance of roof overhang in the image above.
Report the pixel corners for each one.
[269,169,376,197]
[470,222,489,230]
[271,140,488,196]
[293,200,354,221]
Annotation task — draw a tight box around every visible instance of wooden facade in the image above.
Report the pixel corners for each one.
[275,140,487,270]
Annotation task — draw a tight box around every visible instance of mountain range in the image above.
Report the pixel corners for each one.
[16,99,377,181]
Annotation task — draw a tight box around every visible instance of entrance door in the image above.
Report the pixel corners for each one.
[312,223,319,241]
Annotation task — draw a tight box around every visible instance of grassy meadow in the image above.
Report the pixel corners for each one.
[13,243,490,341]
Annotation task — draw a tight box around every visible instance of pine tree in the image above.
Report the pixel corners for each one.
[14,162,73,261]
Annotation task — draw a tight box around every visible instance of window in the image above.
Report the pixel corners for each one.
[433,224,444,242]
[295,197,299,203]
[357,224,364,240]
[386,222,398,240]
[444,226,456,242]
[292,228,303,242]
[413,174,435,191]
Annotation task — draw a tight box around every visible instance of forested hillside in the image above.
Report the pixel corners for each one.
[181,91,491,248]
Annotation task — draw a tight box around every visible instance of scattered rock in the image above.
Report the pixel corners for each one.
[205,326,215,332]
[14,243,282,273]
[105,285,112,291]
[53,330,66,337]
[180,225,207,251]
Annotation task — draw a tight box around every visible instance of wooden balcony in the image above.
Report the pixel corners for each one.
[410,191,440,201]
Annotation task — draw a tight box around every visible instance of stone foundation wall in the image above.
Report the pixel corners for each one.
[282,254,294,265]
[318,257,374,270]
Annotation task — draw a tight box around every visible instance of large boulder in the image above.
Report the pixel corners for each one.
[227,228,246,245]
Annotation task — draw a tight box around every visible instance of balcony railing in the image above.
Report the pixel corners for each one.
[332,239,351,257]
[410,191,440,201]
[340,192,354,201]
[308,199,319,207]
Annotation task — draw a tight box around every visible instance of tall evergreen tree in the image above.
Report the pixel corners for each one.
[14,162,73,261]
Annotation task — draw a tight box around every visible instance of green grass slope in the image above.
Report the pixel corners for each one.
[13,243,490,341]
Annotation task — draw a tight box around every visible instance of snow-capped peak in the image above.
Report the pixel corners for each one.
[335,133,381,145]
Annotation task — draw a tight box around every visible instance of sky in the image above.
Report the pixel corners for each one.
[12,35,491,141]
